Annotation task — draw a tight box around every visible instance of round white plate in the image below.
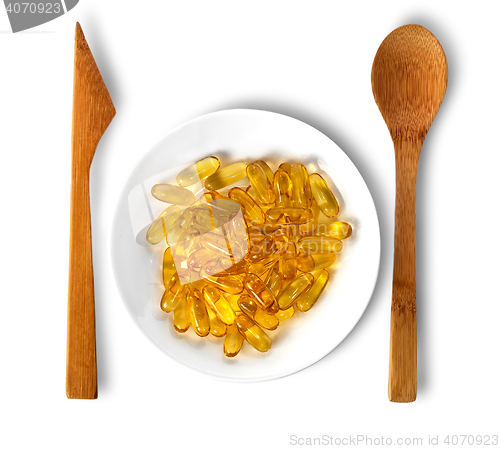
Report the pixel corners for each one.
[111,109,380,382]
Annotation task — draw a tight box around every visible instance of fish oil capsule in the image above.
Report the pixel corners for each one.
[162,247,176,287]
[298,199,320,235]
[146,205,182,245]
[244,273,279,314]
[297,252,337,272]
[266,206,313,224]
[245,185,261,206]
[207,307,227,337]
[277,272,314,309]
[235,315,272,353]
[247,224,282,246]
[276,307,295,322]
[273,169,293,208]
[200,267,244,294]
[246,233,275,263]
[201,231,233,258]
[279,241,297,281]
[254,160,274,183]
[278,162,292,175]
[228,187,266,225]
[237,296,279,331]
[296,269,330,312]
[291,164,312,208]
[225,294,241,312]
[224,324,245,357]
[272,227,289,252]
[205,162,248,191]
[247,256,275,282]
[266,263,282,297]
[190,279,208,291]
[173,296,190,333]
[202,285,236,325]
[309,173,340,218]
[207,258,248,277]
[298,235,343,253]
[151,184,195,206]
[164,270,181,292]
[160,284,186,313]
[177,156,220,187]
[247,163,275,205]
[314,221,353,240]
[187,289,210,337]
[187,248,218,270]
[171,233,196,262]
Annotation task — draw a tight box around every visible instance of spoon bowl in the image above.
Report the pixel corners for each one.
[372,24,447,402]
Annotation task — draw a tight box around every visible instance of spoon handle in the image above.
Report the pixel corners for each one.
[389,137,422,403]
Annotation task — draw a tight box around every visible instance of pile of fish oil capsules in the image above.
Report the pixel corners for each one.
[147,156,353,357]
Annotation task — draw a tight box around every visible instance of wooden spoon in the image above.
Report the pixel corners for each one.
[371,25,447,402]
[66,23,115,399]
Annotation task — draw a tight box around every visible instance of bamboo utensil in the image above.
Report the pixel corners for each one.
[66,23,115,399]
[371,25,447,402]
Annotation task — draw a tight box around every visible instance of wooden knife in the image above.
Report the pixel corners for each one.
[66,22,115,399]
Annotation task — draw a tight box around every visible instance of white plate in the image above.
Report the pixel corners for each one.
[111,109,380,382]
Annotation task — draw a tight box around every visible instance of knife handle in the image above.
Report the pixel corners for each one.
[66,169,97,399]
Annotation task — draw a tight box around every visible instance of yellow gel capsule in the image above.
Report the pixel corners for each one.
[160,284,186,313]
[278,162,292,175]
[254,160,274,183]
[298,235,343,253]
[238,296,279,331]
[206,190,229,201]
[247,163,275,205]
[272,228,288,252]
[312,198,320,222]
[146,205,182,245]
[235,315,272,353]
[205,162,248,191]
[187,289,210,337]
[273,168,293,208]
[266,207,313,224]
[298,199,320,236]
[309,173,340,218]
[201,231,233,258]
[246,234,276,263]
[176,156,220,187]
[151,184,195,206]
[266,263,282,297]
[224,324,245,357]
[202,285,236,325]
[164,270,181,292]
[225,294,241,312]
[200,268,244,294]
[314,221,353,240]
[247,224,282,246]
[244,273,279,314]
[173,296,190,333]
[276,307,295,322]
[277,272,314,309]
[207,307,227,337]
[162,247,176,287]
[187,248,218,270]
[279,241,297,281]
[296,269,330,312]
[245,185,261,206]
[205,258,248,277]
[228,187,266,226]
[291,164,312,208]
[297,252,337,272]
[190,279,208,291]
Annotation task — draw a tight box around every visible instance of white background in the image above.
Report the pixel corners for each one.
[1,1,499,448]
